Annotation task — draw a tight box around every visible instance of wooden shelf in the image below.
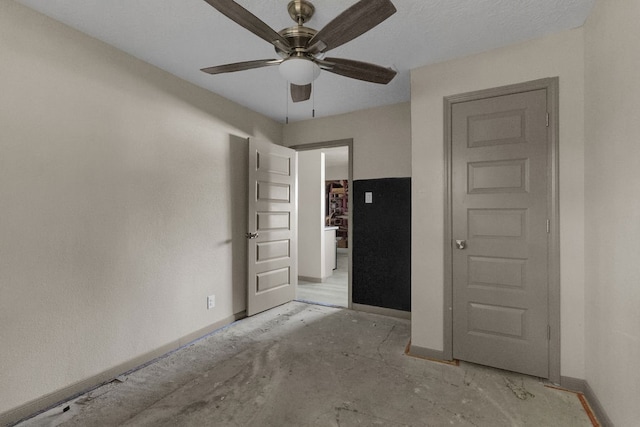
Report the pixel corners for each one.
[326,180,348,247]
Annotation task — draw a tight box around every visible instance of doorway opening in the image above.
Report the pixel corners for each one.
[291,140,352,308]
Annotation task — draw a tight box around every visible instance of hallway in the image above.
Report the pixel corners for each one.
[296,250,348,307]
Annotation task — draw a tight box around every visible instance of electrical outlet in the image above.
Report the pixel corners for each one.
[207,295,215,310]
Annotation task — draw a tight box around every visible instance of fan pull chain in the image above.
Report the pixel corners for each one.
[285,81,289,124]
[312,81,315,118]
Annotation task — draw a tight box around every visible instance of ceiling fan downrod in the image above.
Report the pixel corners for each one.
[287,0,315,25]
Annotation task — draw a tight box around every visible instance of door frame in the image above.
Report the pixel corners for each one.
[289,138,353,309]
[443,78,560,383]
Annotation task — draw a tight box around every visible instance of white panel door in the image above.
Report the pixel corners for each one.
[247,139,297,316]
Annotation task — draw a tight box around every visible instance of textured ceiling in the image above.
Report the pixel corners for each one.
[16,0,594,123]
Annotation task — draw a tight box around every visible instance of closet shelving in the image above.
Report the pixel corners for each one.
[326,180,349,248]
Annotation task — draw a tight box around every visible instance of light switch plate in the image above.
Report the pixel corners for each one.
[365,192,373,204]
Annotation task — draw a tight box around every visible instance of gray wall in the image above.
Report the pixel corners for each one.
[8,0,640,424]
[0,1,281,417]
[584,0,640,424]
[410,28,586,380]
[283,102,412,180]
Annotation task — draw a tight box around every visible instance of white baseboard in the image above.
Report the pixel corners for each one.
[298,275,324,283]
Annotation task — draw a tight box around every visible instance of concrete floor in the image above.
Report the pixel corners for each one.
[18,302,594,426]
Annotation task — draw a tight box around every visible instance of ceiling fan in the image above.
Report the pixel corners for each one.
[200,0,398,103]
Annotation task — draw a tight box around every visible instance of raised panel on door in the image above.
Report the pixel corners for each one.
[451,89,550,378]
[247,139,297,316]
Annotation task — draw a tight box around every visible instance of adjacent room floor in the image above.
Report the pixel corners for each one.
[296,250,348,307]
[17,302,595,426]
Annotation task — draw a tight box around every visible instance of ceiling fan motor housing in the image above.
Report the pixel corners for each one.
[277,25,317,57]
[279,2,321,86]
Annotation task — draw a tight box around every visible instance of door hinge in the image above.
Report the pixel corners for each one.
[546,219,550,233]
[546,112,550,127]
[548,325,551,341]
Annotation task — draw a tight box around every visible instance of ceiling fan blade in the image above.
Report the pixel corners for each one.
[201,59,282,75]
[307,0,396,53]
[291,83,312,103]
[202,0,291,50]
[321,57,396,84]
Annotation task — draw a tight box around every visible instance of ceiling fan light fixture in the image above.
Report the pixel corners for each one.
[279,57,320,85]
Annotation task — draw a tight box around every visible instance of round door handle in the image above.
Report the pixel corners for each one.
[455,239,467,250]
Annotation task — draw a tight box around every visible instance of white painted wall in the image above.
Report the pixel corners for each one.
[0,2,281,417]
[283,102,412,180]
[584,1,640,424]
[410,29,586,379]
[324,228,337,277]
[325,164,348,181]
[297,151,326,280]
[12,0,640,423]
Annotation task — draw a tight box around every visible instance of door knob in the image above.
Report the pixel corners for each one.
[246,232,259,239]
[455,239,467,250]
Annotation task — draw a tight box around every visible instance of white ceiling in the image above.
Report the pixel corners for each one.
[16,0,594,123]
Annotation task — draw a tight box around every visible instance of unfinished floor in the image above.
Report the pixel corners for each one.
[17,302,594,426]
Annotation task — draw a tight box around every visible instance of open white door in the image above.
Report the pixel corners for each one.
[247,138,297,316]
